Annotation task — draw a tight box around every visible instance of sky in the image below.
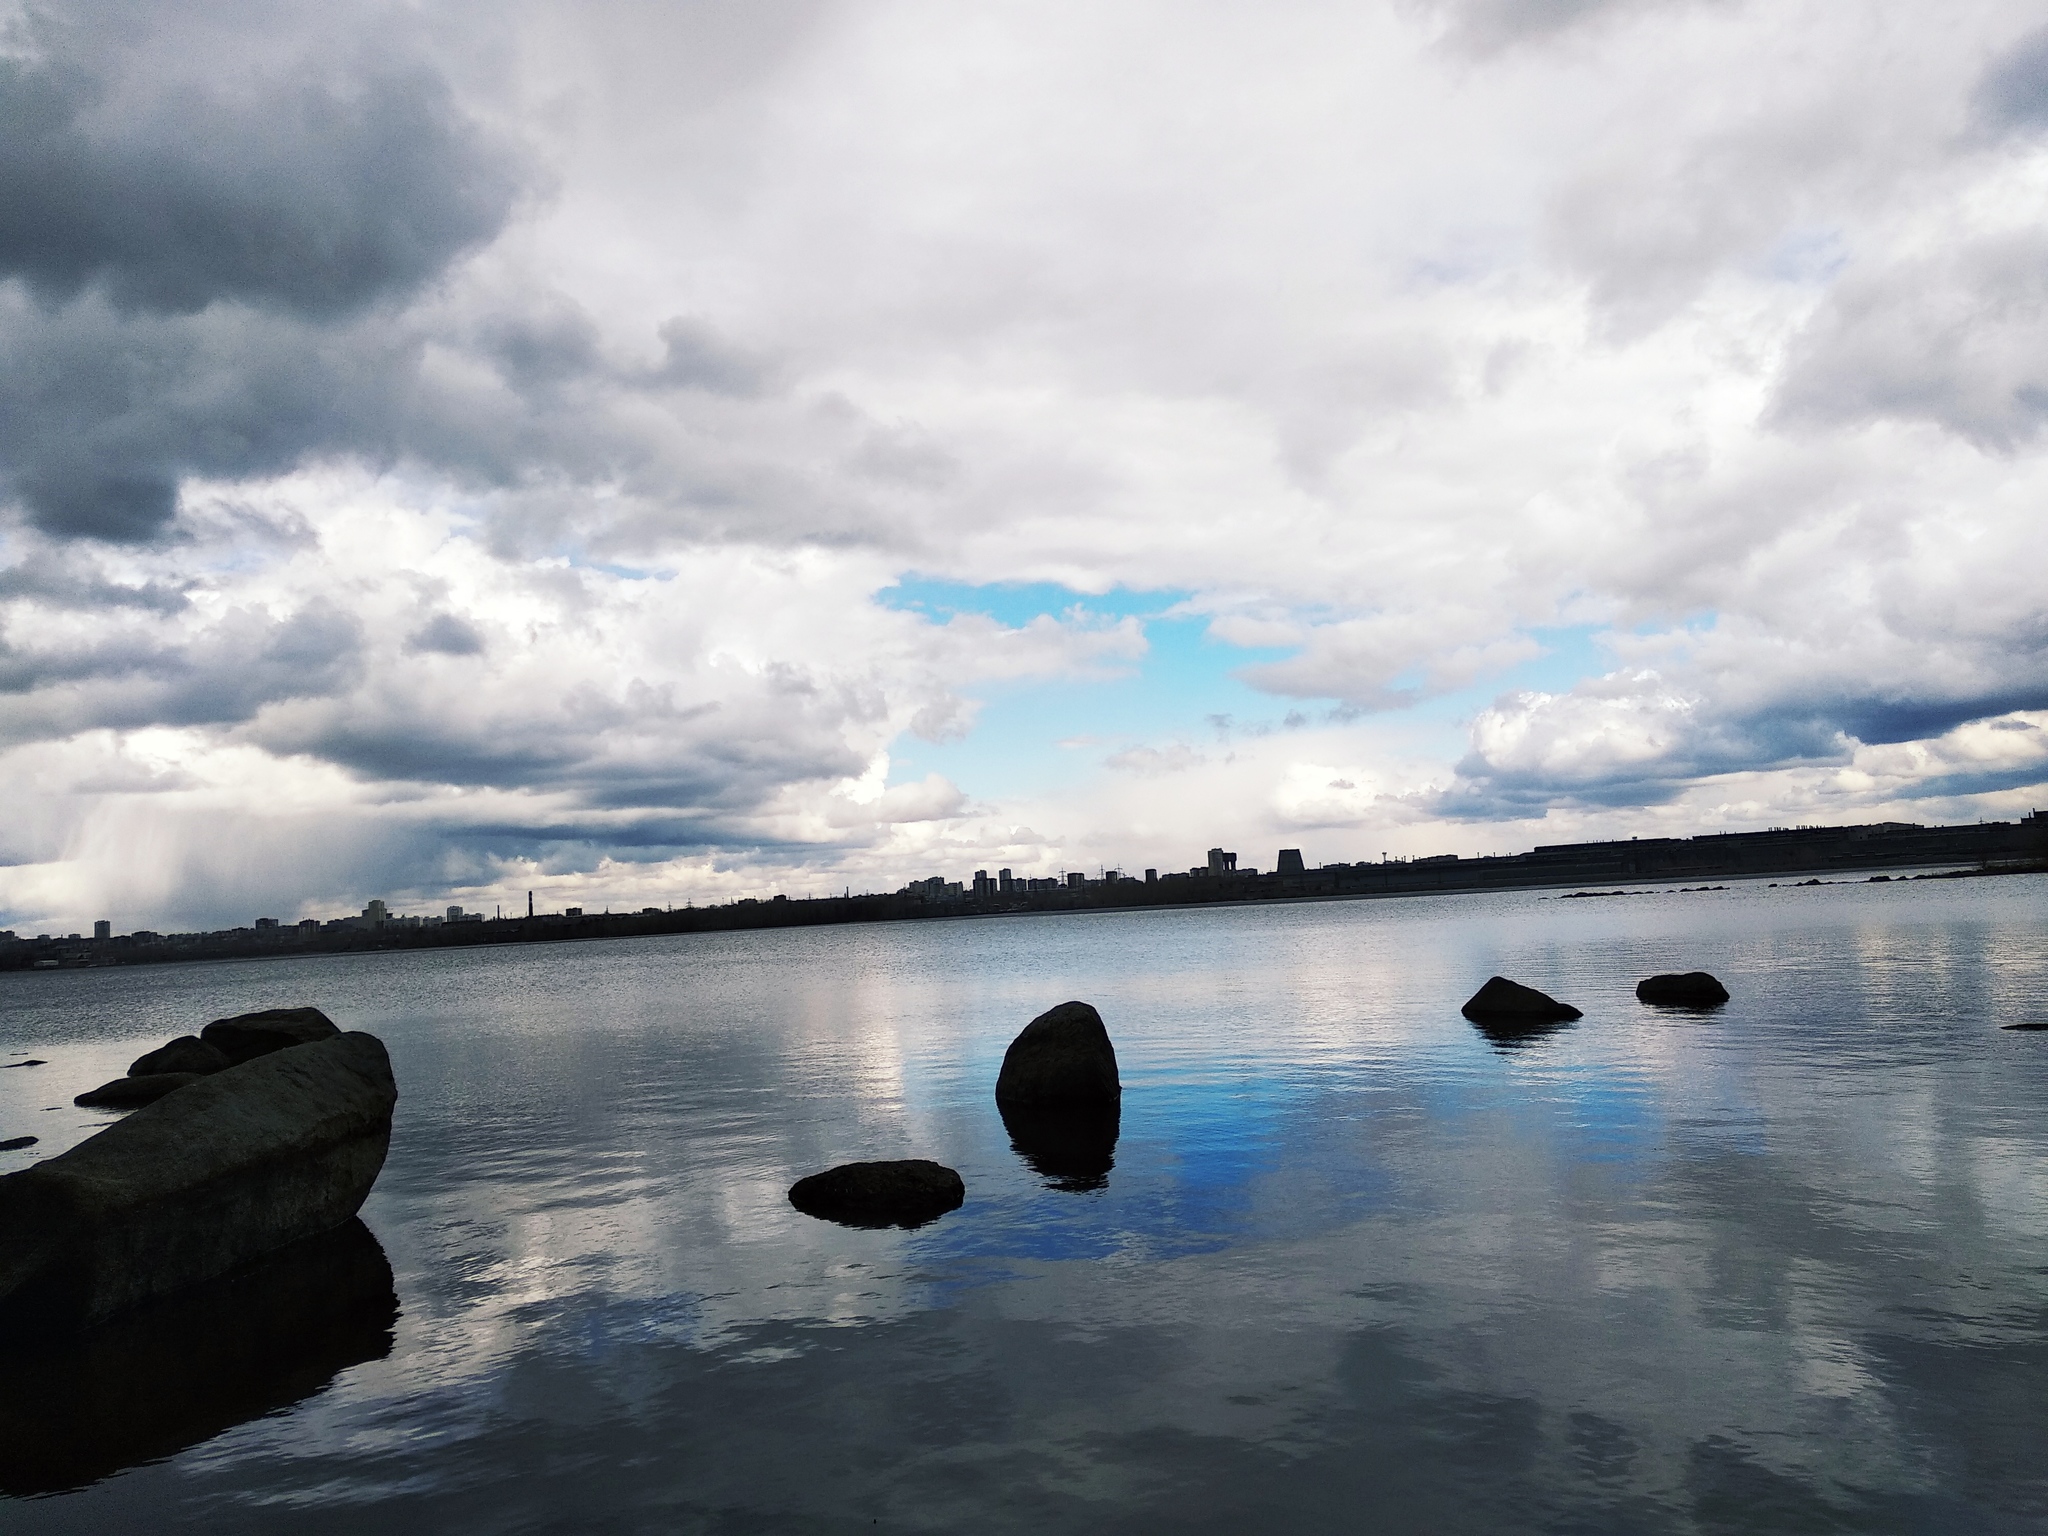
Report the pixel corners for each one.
[3,0,2047,932]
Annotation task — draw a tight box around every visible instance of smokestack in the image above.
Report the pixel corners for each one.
[527,890,534,918]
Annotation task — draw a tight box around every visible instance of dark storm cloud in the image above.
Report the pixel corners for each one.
[0,1,522,541]
[0,53,519,318]
[1439,666,2048,819]
[0,550,189,613]
[1820,686,2048,747]
[0,290,422,539]
[0,277,820,543]
[405,613,487,657]
[0,600,363,741]
[648,317,778,397]
[1971,24,2048,134]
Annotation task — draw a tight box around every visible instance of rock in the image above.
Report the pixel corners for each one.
[199,1006,339,1066]
[0,1218,395,1497]
[1635,972,1730,1007]
[1,1060,45,1069]
[2001,1020,2048,1031]
[128,1036,231,1078]
[75,1074,205,1108]
[994,1001,1122,1109]
[1460,976,1582,1024]
[1000,1102,1119,1192]
[787,1159,965,1229]
[0,1137,34,1152]
[1,1032,397,1332]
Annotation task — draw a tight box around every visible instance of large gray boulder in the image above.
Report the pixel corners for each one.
[788,1160,965,1229]
[0,1032,396,1332]
[200,1007,339,1067]
[994,1001,1122,1109]
[129,1036,230,1077]
[75,1073,205,1109]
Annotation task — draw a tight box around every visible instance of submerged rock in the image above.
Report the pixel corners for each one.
[199,1007,339,1067]
[1636,972,1730,1007]
[1000,1101,1120,1192]
[787,1159,965,1229]
[128,1036,231,1078]
[994,1001,1122,1109]
[1460,976,1582,1024]
[75,1074,205,1108]
[2,1032,396,1332]
[0,1218,395,1497]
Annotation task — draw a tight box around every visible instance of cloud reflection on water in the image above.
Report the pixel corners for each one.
[1,876,2045,1529]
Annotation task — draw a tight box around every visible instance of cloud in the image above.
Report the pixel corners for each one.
[1240,613,1543,712]
[0,0,522,541]
[1104,743,1205,776]
[1445,672,1708,812]
[0,55,520,318]
[1971,22,2048,134]
[5,1,2048,927]
[1772,232,2048,450]
[1420,0,1700,55]
[406,613,487,656]
[0,595,364,745]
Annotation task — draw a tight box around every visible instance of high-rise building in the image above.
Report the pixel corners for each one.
[93,919,111,940]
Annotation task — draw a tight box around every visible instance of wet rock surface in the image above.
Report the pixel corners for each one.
[1461,976,1582,1048]
[2,1031,397,1331]
[200,1006,340,1066]
[74,1073,205,1108]
[1460,976,1582,1023]
[787,1159,965,1229]
[1636,972,1730,1007]
[994,1000,1122,1109]
[128,1036,231,1077]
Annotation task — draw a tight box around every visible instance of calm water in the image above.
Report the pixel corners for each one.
[3,876,2046,1533]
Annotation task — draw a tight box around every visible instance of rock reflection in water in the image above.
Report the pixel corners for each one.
[1000,1100,1120,1190]
[0,1218,396,1496]
[1466,1015,1575,1051]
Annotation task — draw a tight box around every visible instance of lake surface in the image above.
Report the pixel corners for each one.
[3,875,2046,1533]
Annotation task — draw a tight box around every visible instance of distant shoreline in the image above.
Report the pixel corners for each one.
[5,815,2042,976]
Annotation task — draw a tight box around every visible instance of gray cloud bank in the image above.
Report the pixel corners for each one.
[0,1,523,540]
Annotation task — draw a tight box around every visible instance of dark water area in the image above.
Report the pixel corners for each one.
[2,875,2046,1533]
